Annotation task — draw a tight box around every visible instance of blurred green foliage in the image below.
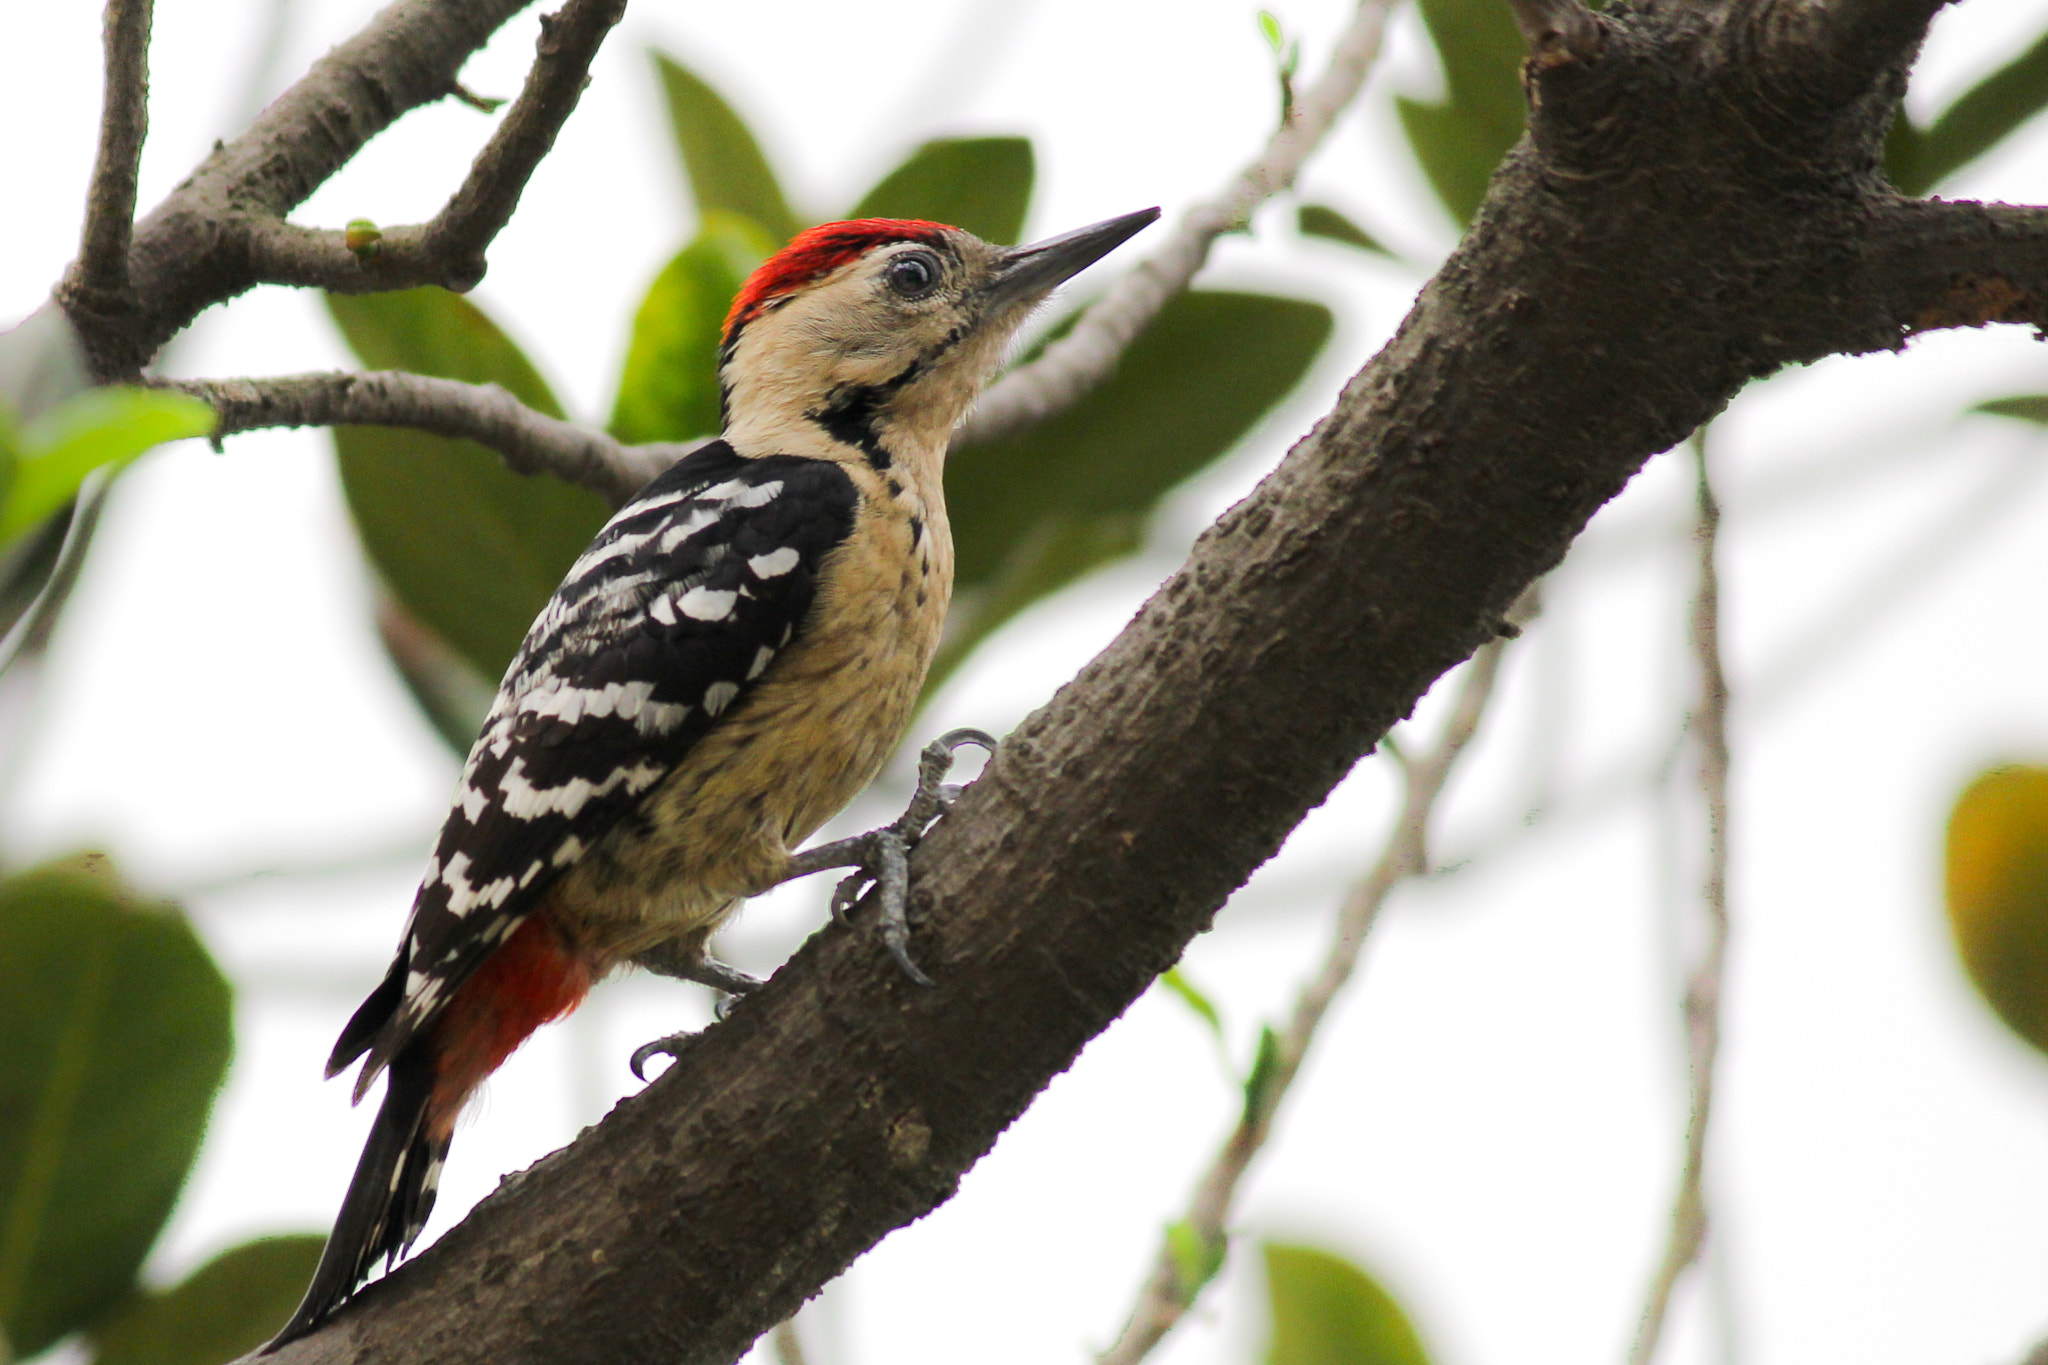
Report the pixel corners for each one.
[90,1236,326,1365]
[0,857,231,1358]
[1263,1243,1433,1365]
[326,289,610,689]
[1396,0,1527,226]
[1886,30,2048,195]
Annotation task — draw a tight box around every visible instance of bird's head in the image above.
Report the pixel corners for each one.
[716,207,1160,474]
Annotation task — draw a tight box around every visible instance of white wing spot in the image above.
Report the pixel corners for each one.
[441,851,518,917]
[519,679,689,735]
[678,586,737,621]
[497,757,666,819]
[747,645,775,679]
[553,835,586,868]
[732,480,782,508]
[748,546,800,578]
[704,681,740,716]
[659,507,720,552]
[649,595,677,626]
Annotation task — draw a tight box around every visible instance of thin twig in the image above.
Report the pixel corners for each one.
[73,0,154,302]
[1096,591,1534,1365]
[769,1318,810,1365]
[954,0,1395,448]
[166,371,685,506]
[238,0,629,295]
[0,469,115,682]
[1629,429,1733,1365]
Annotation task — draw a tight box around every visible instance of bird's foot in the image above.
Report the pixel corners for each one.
[779,727,997,987]
[629,942,764,1080]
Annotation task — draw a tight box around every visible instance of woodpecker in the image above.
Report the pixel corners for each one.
[268,206,1159,1347]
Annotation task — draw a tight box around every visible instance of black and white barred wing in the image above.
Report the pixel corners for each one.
[331,443,857,1084]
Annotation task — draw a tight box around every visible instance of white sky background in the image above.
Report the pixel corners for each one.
[9,1,2048,1363]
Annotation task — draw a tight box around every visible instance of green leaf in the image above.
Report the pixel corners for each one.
[1264,1243,1434,1365]
[1973,395,2048,425]
[1297,204,1393,256]
[932,291,1331,691]
[1166,1219,1227,1299]
[2,389,212,541]
[325,289,611,684]
[610,212,776,445]
[0,857,232,1357]
[1259,10,1284,53]
[1397,0,1529,225]
[375,596,496,755]
[1888,28,2048,196]
[89,1236,325,1365]
[652,53,803,244]
[1242,1024,1283,1118]
[849,137,1036,246]
[1159,967,1224,1040]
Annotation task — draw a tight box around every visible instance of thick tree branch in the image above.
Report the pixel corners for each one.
[1770,0,1953,101]
[1100,612,1521,1365]
[169,372,676,505]
[242,4,2048,1362]
[1505,0,1603,65]
[1872,199,2048,333]
[60,0,626,379]
[70,0,153,304]
[953,0,1395,448]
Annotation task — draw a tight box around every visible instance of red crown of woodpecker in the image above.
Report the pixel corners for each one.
[722,218,957,343]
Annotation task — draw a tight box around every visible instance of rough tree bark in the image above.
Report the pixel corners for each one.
[224,0,2048,1360]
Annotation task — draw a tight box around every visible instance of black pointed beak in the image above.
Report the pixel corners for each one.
[984,207,1161,309]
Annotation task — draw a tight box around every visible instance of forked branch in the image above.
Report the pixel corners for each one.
[234,0,628,296]
[63,0,628,378]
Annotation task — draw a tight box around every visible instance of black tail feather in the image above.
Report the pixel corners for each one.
[327,950,406,1078]
[265,1045,448,1350]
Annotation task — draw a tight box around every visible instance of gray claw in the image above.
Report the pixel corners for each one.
[631,1032,692,1082]
[781,728,999,986]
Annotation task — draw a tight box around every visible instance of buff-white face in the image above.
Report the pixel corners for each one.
[716,210,1161,470]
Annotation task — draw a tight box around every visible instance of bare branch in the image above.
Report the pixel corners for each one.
[1628,430,1732,1365]
[231,0,629,297]
[169,371,676,505]
[1098,591,1532,1365]
[60,0,632,378]
[768,1320,810,1365]
[71,0,154,303]
[953,0,1395,448]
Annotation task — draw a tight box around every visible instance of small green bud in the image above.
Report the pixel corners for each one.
[345,219,383,257]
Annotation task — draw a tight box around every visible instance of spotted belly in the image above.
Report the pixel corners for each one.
[547,505,951,972]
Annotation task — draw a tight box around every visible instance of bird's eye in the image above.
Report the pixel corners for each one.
[885,252,940,299]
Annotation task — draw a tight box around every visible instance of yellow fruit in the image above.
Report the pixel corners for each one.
[1946,765,2048,1056]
